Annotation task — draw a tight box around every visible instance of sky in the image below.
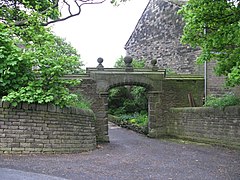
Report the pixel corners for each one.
[52,0,149,68]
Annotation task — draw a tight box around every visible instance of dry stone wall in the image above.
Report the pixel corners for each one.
[167,106,240,147]
[0,101,96,154]
[125,0,202,74]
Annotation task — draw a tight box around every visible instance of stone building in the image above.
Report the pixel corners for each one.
[125,0,240,97]
[124,0,201,74]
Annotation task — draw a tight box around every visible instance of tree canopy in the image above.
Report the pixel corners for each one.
[0,0,130,26]
[0,0,130,107]
[0,21,83,107]
[0,0,86,107]
[179,0,240,86]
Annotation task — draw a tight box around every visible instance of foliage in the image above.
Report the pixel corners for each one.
[0,0,128,26]
[0,5,84,107]
[204,94,240,107]
[0,23,31,97]
[0,0,130,108]
[109,112,148,134]
[108,56,148,115]
[0,0,60,26]
[166,68,177,75]
[108,86,148,115]
[179,0,240,86]
[70,92,91,110]
[119,112,148,127]
[111,0,130,6]
[114,55,146,68]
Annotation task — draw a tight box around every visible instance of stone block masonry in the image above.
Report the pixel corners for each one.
[125,0,202,75]
[167,106,240,147]
[0,101,96,154]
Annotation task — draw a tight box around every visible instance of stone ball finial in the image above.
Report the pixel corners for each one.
[151,59,157,66]
[151,59,158,71]
[97,57,104,64]
[124,56,133,72]
[97,57,104,70]
[124,56,133,65]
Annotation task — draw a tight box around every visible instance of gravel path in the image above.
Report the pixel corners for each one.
[0,122,239,180]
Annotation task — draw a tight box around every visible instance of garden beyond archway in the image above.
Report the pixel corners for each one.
[68,57,204,142]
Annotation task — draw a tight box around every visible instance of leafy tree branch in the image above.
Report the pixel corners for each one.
[0,0,130,26]
[179,0,240,86]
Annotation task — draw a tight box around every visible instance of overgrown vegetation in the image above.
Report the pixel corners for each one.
[204,94,240,108]
[70,92,92,110]
[108,86,148,115]
[1,0,132,109]
[108,56,148,128]
[0,1,87,108]
[109,113,148,135]
[119,112,148,127]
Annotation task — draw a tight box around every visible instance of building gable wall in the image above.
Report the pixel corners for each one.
[125,0,202,74]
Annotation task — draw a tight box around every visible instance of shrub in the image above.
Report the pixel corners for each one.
[204,94,240,107]
[70,93,91,110]
[119,112,148,127]
[1,23,84,108]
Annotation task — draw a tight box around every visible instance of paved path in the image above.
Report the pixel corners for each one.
[0,122,239,180]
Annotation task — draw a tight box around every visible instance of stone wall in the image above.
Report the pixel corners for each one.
[148,77,204,137]
[167,106,240,147]
[125,0,202,74]
[70,78,109,143]
[206,61,240,97]
[0,101,96,154]
[162,77,204,108]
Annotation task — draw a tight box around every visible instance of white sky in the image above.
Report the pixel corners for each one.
[52,0,149,68]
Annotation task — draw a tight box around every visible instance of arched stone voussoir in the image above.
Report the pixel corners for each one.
[91,71,163,93]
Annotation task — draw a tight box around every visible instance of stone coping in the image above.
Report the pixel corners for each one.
[0,100,94,117]
[170,106,240,114]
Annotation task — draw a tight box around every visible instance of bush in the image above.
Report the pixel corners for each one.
[108,86,148,115]
[70,93,91,110]
[119,112,148,127]
[1,23,84,108]
[204,94,240,107]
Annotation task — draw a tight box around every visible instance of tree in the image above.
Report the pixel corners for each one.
[114,55,145,68]
[179,0,240,86]
[1,21,83,107]
[0,0,130,26]
[0,2,84,106]
[0,23,31,97]
[0,0,129,107]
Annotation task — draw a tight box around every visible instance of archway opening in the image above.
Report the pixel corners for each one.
[108,85,149,135]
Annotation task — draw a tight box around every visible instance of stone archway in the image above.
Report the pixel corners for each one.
[81,61,165,142]
[68,57,204,142]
